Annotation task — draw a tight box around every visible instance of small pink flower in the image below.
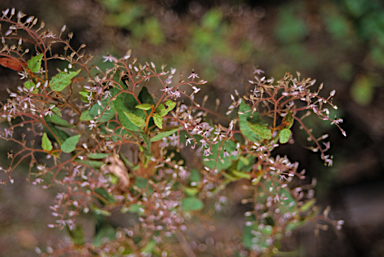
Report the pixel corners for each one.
[102,55,118,63]
[188,70,199,80]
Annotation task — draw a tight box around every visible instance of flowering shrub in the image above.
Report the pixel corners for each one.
[0,9,345,256]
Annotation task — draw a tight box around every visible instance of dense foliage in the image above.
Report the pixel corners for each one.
[0,8,345,256]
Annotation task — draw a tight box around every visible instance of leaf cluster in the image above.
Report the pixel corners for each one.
[0,9,345,256]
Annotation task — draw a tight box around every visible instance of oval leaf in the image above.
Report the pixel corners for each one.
[24,81,34,90]
[80,110,92,121]
[150,127,180,142]
[202,139,238,171]
[43,122,70,145]
[156,104,167,117]
[299,199,316,212]
[45,114,73,127]
[27,53,43,73]
[89,98,116,122]
[42,132,53,151]
[181,197,204,211]
[246,120,272,140]
[50,69,81,91]
[239,100,268,142]
[279,128,291,144]
[78,160,104,168]
[123,111,145,127]
[88,153,110,159]
[153,113,163,129]
[61,135,81,153]
[92,204,111,216]
[0,57,26,71]
[136,103,153,110]
[114,92,145,131]
[165,100,176,110]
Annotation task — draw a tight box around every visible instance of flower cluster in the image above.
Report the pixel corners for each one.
[0,9,345,256]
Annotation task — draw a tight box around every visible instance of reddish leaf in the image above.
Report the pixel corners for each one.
[0,57,26,72]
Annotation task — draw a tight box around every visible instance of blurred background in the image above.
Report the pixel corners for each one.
[0,0,384,256]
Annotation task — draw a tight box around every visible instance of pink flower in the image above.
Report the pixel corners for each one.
[188,71,199,80]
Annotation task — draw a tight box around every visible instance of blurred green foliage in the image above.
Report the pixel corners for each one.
[96,0,260,87]
[275,3,308,44]
[350,74,378,106]
[272,0,384,106]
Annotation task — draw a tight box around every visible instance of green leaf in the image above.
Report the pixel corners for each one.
[246,121,271,140]
[88,153,109,159]
[45,114,73,127]
[43,120,70,145]
[128,204,145,214]
[252,174,262,185]
[41,132,53,151]
[141,240,157,254]
[134,176,154,193]
[299,199,316,212]
[90,98,116,122]
[232,170,251,179]
[94,187,116,204]
[92,204,112,216]
[239,100,268,142]
[79,90,91,103]
[279,188,297,213]
[279,128,291,144]
[189,168,201,183]
[237,155,255,172]
[67,224,85,245]
[203,139,238,171]
[136,103,153,110]
[52,107,62,117]
[61,135,81,153]
[24,81,37,93]
[156,100,176,117]
[24,81,34,89]
[153,113,163,129]
[184,187,199,196]
[138,86,155,129]
[242,223,257,249]
[181,197,204,211]
[93,225,115,246]
[27,53,43,73]
[79,110,92,121]
[140,132,151,148]
[222,171,237,181]
[123,111,145,127]
[120,153,134,168]
[283,111,294,129]
[239,156,249,166]
[150,127,180,142]
[243,222,273,250]
[140,132,151,157]
[285,219,308,232]
[114,92,146,131]
[78,160,104,168]
[50,69,81,91]
[156,104,167,117]
[165,100,176,110]
[138,86,155,106]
